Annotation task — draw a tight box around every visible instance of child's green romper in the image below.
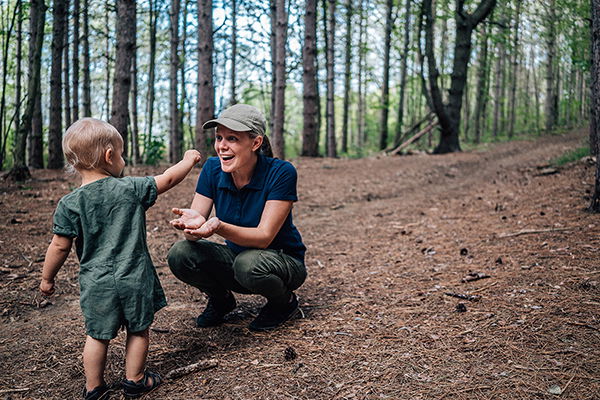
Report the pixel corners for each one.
[52,176,167,340]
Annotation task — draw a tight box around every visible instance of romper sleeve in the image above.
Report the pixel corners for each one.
[130,176,158,210]
[52,200,80,238]
[267,161,298,202]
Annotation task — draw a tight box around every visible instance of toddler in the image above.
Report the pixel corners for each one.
[40,118,201,399]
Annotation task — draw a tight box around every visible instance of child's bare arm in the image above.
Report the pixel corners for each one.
[40,234,73,296]
[154,150,202,194]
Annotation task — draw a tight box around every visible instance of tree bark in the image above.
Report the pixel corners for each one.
[230,0,238,106]
[169,0,182,162]
[507,0,521,138]
[109,0,136,158]
[423,0,497,154]
[271,0,287,159]
[130,21,140,164]
[589,0,600,212]
[72,0,80,121]
[48,0,67,169]
[473,23,489,144]
[393,0,412,147]
[302,0,319,156]
[341,0,352,154]
[545,0,558,132]
[63,0,71,129]
[357,0,366,150]
[325,0,337,157]
[145,0,158,161]
[379,0,393,150]
[0,3,19,169]
[82,0,91,116]
[196,0,214,160]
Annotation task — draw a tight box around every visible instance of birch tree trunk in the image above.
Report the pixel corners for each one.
[302,0,319,156]
[48,0,67,169]
[109,0,136,158]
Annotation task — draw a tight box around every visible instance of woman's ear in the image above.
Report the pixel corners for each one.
[252,135,263,152]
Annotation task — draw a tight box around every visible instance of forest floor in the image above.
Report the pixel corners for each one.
[1,128,600,400]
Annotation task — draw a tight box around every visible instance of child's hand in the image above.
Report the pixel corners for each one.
[170,208,205,230]
[184,217,221,239]
[40,278,56,296]
[183,149,202,164]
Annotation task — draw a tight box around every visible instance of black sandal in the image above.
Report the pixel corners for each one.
[82,384,110,400]
[121,370,162,398]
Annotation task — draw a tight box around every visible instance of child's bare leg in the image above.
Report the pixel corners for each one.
[125,328,150,382]
[83,336,109,391]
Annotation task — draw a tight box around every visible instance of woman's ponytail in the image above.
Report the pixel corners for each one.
[259,135,274,158]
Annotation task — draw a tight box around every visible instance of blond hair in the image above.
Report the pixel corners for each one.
[62,118,123,171]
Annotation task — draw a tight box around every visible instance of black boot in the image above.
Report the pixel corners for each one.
[196,292,237,327]
[249,293,299,331]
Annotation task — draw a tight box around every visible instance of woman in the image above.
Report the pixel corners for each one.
[167,104,307,331]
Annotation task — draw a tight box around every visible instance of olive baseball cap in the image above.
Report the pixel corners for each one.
[202,104,266,136]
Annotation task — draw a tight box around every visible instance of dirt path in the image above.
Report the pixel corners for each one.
[1,129,599,399]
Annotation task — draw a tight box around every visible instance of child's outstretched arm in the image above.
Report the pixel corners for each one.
[40,234,73,296]
[154,149,202,194]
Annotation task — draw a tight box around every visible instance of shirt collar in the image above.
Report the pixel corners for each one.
[217,154,268,191]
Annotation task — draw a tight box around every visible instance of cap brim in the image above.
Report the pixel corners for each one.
[202,117,252,132]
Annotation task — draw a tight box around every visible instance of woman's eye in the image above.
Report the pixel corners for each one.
[215,135,222,141]
[227,136,238,142]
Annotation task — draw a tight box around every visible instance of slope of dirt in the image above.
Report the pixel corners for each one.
[1,129,599,399]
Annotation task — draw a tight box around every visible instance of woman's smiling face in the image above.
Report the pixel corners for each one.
[214,125,262,173]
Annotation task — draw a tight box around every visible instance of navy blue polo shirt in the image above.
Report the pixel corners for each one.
[196,155,306,263]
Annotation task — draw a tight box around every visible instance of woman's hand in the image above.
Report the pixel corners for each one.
[184,217,221,239]
[170,208,206,230]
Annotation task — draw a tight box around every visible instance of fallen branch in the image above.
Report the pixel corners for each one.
[461,272,490,283]
[497,227,571,238]
[0,388,29,395]
[165,359,218,379]
[388,120,439,156]
[444,292,481,302]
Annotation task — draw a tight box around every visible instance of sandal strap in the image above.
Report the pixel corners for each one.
[122,370,162,398]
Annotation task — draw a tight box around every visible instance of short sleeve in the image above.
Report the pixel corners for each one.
[52,200,79,238]
[267,162,298,202]
[130,176,158,210]
[196,158,216,199]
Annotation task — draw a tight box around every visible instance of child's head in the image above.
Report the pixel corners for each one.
[63,118,124,172]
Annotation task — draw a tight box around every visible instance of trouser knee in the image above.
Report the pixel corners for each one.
[232,250,267,290]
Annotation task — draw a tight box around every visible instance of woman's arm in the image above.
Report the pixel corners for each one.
[184,200,293,248]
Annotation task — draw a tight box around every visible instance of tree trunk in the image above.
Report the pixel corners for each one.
[48,0,67,169]
[104,4,111,119]
[145,0,158,161]
[169,0,182,162]
[72,0,80,121]
[545,0,557,132]
[341,0,352,154]
[180,0,190,148]
[271,0,287,159]
[424,0,497,154]
[325,0,337,157]
[130,23,140,164]
[63,0,71,129]
[82,0,91,116]
[394,0,412,147]
[0,3,19,169]
[109,0,136,159]
[589,0,600,212]
[507,0,521,138]
[230,0,238,106]
[492,40,505,138]
[473,23,489,144]
[357,0,366,150]
[302,0,319,157]
[27,1,46,170]
[196,0,214,160]
[8,0,32,180]
[379,0,393,150]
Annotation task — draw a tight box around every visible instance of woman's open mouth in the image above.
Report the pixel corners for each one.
[221,155,235,161]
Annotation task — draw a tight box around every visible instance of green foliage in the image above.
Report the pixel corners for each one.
[551,146,590,167]
[144,138,166,166]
